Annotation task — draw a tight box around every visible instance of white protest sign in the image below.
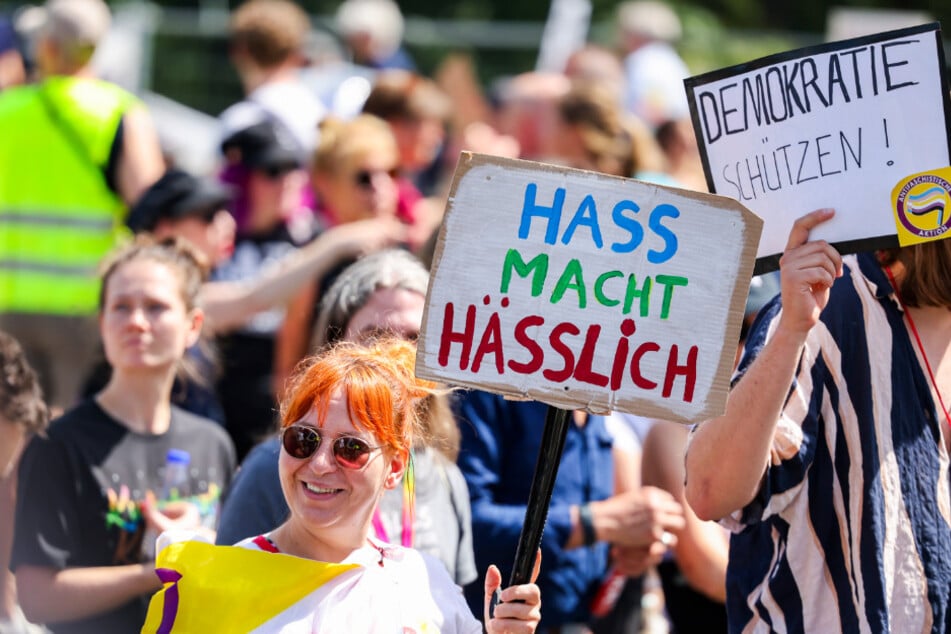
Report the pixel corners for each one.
[416,153,762,423]
[685,23,951,272]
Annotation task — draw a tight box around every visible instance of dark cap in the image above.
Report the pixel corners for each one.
[220,120,301,172]
[127,169,233,233]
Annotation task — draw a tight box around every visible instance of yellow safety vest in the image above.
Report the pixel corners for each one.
[0,76,136,315]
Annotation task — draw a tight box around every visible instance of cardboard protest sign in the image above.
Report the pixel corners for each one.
[416,153,762,424]
[685,23,951,273]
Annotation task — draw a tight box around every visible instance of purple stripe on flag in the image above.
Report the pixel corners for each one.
[155,568,183,634]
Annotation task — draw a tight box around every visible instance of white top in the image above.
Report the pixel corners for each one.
[219,80,327,163]
[236,534,481,633]
[623,41,691,126]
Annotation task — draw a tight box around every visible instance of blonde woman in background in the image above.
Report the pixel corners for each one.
[276,114,434,395]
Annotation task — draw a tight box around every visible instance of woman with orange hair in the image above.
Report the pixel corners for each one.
[235,338,541,631]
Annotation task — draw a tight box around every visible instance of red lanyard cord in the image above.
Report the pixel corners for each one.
[885,266,951,430]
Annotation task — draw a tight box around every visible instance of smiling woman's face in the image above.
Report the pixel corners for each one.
[278,388,405,542]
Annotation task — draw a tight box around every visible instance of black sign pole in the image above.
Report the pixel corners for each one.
[507,404,571,586]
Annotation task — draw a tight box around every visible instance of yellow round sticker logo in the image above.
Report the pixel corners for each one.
[892,168,951,246]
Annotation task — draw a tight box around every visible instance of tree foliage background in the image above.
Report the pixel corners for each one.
[89,0,951,115]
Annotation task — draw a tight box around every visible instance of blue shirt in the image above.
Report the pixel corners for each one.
[722,253,951,633]
[455,391,614,627]
[216,436,287,546]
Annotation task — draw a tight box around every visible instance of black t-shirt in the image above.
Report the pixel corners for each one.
[11,399,236,634]
[213,222,319,459]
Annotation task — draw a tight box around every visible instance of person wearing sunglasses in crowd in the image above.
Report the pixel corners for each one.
[214,119,323,460]
[274,114,433,410]
[239,337,540,631]
[217,249,477,588]
[11,238,236,633]
[309,115,408,234]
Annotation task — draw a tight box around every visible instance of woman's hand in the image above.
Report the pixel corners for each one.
[484,550,542,633]
[589,486,685,547]
[140,493,215,543]
[141,494,202,533]
[777,208,843,337]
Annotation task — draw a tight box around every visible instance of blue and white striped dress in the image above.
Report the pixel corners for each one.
[722,253,951,633]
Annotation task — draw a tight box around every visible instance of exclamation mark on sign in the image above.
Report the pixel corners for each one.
[884,119,894,166]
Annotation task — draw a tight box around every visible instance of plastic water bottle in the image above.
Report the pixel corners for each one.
[142,449,191,561]
[161,448,191,502]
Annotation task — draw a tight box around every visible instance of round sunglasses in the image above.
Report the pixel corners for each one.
[281,424,384,470]
[352,167,399,189]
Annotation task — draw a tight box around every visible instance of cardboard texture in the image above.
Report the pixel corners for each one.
[416,153,762,424]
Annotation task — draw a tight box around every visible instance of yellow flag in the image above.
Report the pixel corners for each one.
[141,541,358,633]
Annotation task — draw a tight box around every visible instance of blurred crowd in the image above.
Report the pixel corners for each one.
[0,1,744,633]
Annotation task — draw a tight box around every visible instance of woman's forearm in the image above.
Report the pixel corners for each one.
[201,217,406,333]
[16,563,161,624]
[685,325,807,521]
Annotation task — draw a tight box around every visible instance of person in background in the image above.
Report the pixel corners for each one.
[0,0,164,412]
[550,79,668,181]
[641,420,728,634]
[219,118,314,241]
[686,209,951,631]
[0,332,49,634]
[361,69,452,197]
[616,0,691,130]
[550,79,639,177]
[218,250,477,587]
[456,390,686,631]
[274,115,430,398]
[0,333,48,478]
[82,168,238,425]
[490,71,569,163]
[215,119,319,460]
[654,117,707,192]
[128,169,238,271]
[11,238,235,633]
[310,115,407,230]
[0,17,25,90]
[220,0,325,166]
[562,45,625,107]
[335,0,415,71]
